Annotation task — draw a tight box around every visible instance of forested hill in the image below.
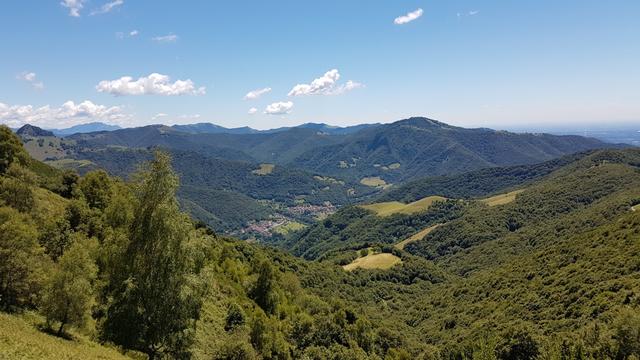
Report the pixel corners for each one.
[290,117,619,182]
[280,148,640,357]
[377,151,593,203]
[0,125,408,359]
[68,117,618,184]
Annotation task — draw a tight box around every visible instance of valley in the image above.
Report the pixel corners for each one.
[2,122,640,359]
[13,117,618,241]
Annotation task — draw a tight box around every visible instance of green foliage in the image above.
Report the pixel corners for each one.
[225,303,246,332]
[0,176,35,213]
[101,151,203,358]
[76,170,112,210]
[0,125,29,174]
[249,260,280,315]
[0,207,49,310]
[40,239,98,336]
[495,326,540,360]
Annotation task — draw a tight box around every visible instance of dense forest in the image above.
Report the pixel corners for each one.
[3,124,640,359]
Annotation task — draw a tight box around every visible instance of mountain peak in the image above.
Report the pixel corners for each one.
[16,124,55,137]
[394,117,456,129]
[51,122,121,136]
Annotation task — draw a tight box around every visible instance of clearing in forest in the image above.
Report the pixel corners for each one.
[360,176,388,187]
[395,224,441,250]
[252,163,275,175]
[360,195,447,217]
[343,253,402,271]
[480,189,524,207]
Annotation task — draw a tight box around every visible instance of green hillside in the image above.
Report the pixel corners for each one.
[5,121,640,359]
[67,117,616,185]
[285,148,640,357]
[0,125,413,359]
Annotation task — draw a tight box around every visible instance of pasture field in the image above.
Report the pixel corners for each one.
[395,224,441,250]
[342,253,402,271]
[21,137,70,161]
[0,312,131,360]
[359,176,387,187]
[252,163,275,175]
[273,221,306,235]
[480,189,524,207]
[46,158,95,170]
[361,195,447,217]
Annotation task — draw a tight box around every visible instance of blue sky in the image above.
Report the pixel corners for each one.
[0,0,638,130]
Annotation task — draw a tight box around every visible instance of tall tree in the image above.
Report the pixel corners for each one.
[0,125,29,174]
[40,239,98,336]
[101,151,201,359]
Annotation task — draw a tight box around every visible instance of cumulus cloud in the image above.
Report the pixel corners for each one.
[96,73,206,96]
[61,0,85,17]
[264,101,293,115]
[0,100,130,128]
[17,72,44,90]
[244,87,272,100]
[152,34,178,43]
[394,8,423,25]
[130,30,139,36]
[248,107,258,115]
[288,69,363,96]
[91,0,124,15]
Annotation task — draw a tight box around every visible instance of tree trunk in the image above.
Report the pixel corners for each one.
[57,321,65,337]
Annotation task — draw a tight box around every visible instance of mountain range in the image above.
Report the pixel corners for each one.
[13,117,624,236]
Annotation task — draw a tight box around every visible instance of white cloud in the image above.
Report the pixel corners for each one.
[116,29,138,39]
[244,87,272,100]
[17,72,44,90]
[152,113,168,120]
[289,69,339,96]
[248,107,258,115]
[61,0,85,17]
[0,100,130,128]
[394,8,423,25]
[333,80,365,95]
[288,69,363,96]
[152,34,178,43]
[91,0,124,15]
[469,10,480,16]
[264,101,293,115]
[96,73,206,96]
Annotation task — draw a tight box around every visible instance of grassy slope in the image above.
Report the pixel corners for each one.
[479,189,524,207]
[0,313,131,360]
[395,224,441,250]
[361,195,447,217]
[343,253,402,271]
